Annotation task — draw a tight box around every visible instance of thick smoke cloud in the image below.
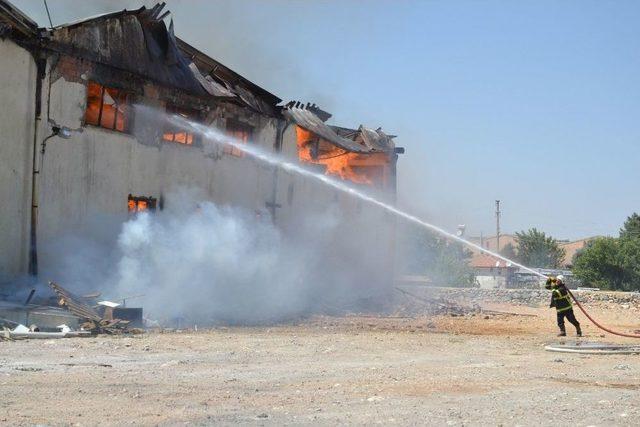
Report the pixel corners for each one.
[112,194,313,324]
[102,190,384,325]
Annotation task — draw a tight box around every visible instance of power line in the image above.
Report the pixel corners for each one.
[495,200,501,252]
[43,0,53,28]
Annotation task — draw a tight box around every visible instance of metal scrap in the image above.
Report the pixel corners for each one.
[49,281,101,322]
[48,281,143,334]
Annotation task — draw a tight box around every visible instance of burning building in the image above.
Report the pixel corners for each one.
[0,1,403,299]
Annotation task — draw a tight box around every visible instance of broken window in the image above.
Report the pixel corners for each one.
[128,194,157,214]
[84,81,132,132]
[163,104,199,145]
[225,120,253,157]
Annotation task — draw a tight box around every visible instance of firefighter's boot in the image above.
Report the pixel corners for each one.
[576,326,582,337]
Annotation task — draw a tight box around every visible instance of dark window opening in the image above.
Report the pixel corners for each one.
[225,119,253,157]
[128,194,157,214]
[84,81,132,132]
[163,104,200,145]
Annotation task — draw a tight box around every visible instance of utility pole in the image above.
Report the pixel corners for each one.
[495,200,501,253]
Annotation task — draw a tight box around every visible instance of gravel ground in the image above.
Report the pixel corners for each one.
[1,301,639,426]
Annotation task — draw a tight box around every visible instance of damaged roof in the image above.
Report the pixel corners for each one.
[40,2,280,114]
[284,102,396,154]
[349,125,395,152]
[1,0,396,137]
[46,4,210,96]
[178,38,281,115]
[283,104,372,153]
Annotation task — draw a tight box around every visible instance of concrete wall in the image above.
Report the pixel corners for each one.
[1,49,397,297]
[0,38,36,281]
[37,75,279,274]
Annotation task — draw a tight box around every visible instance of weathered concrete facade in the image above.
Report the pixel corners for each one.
[0,36,36,280]
[0,2,399,296]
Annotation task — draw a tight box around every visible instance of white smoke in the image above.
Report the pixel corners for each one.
[109,191,368,325]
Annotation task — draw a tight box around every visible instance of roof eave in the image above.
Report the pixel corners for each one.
[0,0,38,38]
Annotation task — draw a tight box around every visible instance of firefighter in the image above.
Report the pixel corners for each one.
[545,275,582,337]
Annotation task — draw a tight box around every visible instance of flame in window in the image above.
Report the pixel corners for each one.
[225,120,252,157]
[85,81,130,132]
[163,105,198,145]
[295,126,389,188]
[128,194,157,214]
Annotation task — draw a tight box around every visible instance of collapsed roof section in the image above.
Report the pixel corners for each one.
[0,0,396,140]
[42,2,280,115]
[177,38,281,116]
[283,101,396,154]
[48,4,206,96]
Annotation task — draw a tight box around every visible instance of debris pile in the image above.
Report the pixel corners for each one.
[2,323,90,340]
[49,281,144,335]
[2,282,144,340]
[392,287,537,318]
[393,287,482,316]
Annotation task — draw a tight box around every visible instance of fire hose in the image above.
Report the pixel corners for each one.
[566,288,640,339]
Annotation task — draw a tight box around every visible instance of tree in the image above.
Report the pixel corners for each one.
[500,242,517,261]
[618,237,640,289]
[422,236,475,287]
[620,213,640,240]
[400,224,474,287]
[514,228,566,268]
[572,213,640,291]
[573,237,626,290]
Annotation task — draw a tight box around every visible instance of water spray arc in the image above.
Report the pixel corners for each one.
[161,109,545,277]
[159,108,640,339]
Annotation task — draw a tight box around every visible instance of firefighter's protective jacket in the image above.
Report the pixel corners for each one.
[545,279,573,313]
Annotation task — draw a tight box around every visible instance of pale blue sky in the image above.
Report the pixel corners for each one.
[14,0,640,239]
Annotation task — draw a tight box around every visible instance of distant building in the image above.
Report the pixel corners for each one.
[559,237,601,268]
[469,234,600,269]
[468,234,517,254]
[470,254,518,289]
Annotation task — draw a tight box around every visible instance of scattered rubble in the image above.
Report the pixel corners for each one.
[393,287,537,318]
[1,282,143,339]
[48,281,144,335]
[3,323,90,340]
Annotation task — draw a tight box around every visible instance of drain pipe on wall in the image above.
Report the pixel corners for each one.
[266,120,293,222]
[28,55,78,276]
[27,57,46,277]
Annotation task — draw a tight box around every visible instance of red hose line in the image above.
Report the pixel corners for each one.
[566,289,640,339]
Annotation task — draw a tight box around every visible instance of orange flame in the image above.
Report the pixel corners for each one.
[295,126,390,188]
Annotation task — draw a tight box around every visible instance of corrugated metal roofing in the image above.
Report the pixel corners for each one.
[358,126,395,152]
[187,62,236,98]
[39,2,280,113]
[48,6,207,96]
[283,106,372,154]
[176,37,281,111]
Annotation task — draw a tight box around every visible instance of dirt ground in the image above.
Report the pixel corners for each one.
[1,301,640,426]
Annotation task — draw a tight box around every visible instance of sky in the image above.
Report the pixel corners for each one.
[13,0,640,240]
